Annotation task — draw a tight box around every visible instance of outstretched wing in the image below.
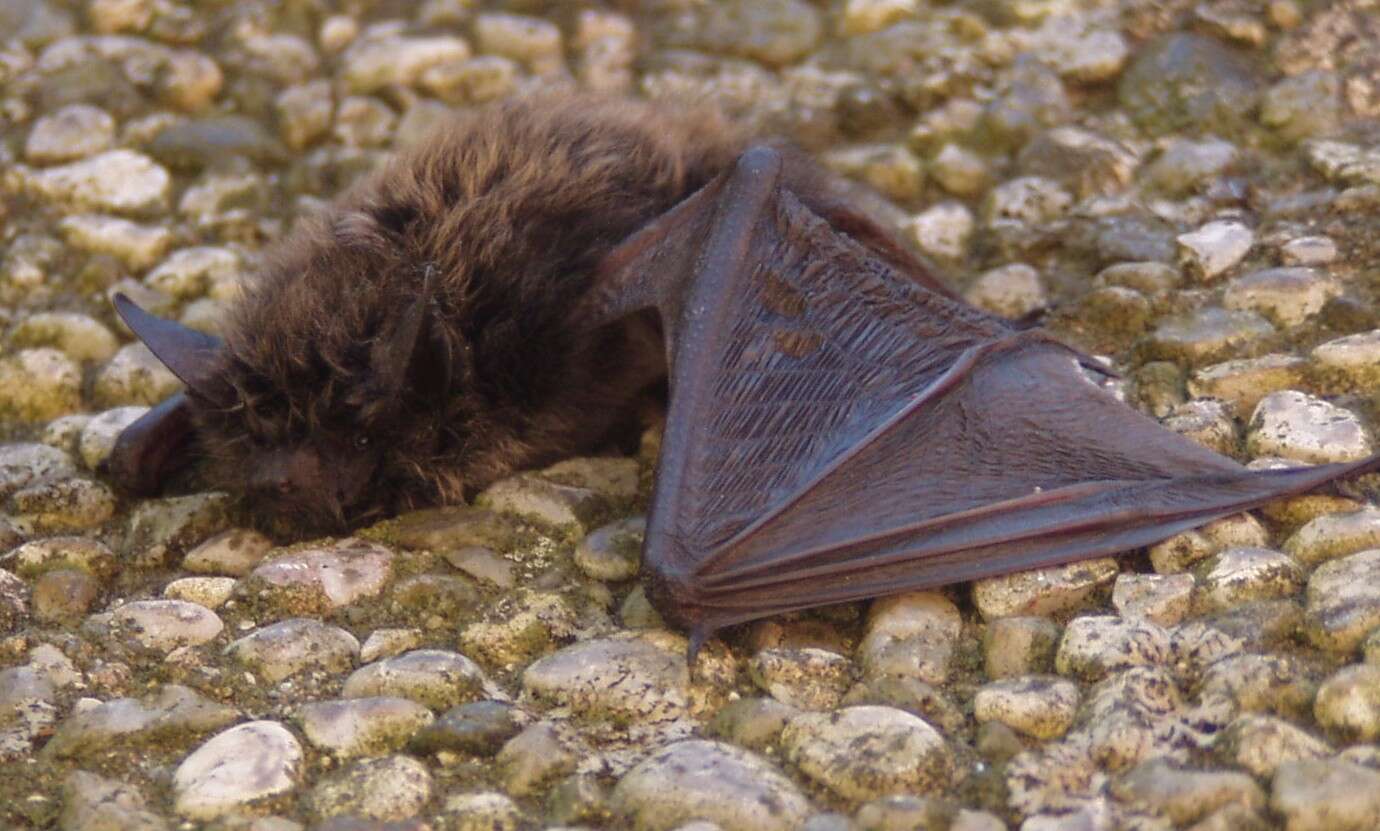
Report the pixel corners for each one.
[584,147,1380,648]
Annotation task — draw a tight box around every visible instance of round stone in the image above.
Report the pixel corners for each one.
[1247,391,1372,464]
[963,263,1045,318]
[18,150,170,214]
[780,706,951,800]
[173,721,303,820]
[1055,616,1172,680]
[1196,547,1302,612]
[98,599,224,653]
[1285,508,1380,567]
[309,754,432,822]
[162,576,236,609]
[973,675,1079,740]
[76,407,147,470]
[749,648,853,710]
[246,538,394,613]
[1314,664,1380,741]
[297,697,434,758]
[0,348,81,422]
[182,528,274,577]
[1223,267,1340,327]
[612,740,811,831]
[1271,758,1380,831]
[24,104,114,163]
[1305,549,1380,653]
[91,343,182,408]
[342,649,488,711]
[1176,220,1253,281]
[574,516,645,581]
[522,637,687,723]
[226,619,360,683]
[972,559,1118,620]
[10,312,119,364]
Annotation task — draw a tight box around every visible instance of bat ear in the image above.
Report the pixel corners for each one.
[370,268,459,401]
[112,293,229,405]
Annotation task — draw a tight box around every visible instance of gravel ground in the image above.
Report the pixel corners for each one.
[3,1,1380,829]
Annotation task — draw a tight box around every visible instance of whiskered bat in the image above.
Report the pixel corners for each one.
[109,95,1380,654]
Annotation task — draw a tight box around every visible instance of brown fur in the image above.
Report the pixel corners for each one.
[194,95,745,527]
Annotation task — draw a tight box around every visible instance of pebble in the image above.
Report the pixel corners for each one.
[473,12,563,72]
[9,475,115,534]
[440,791,525,831]
[1143,137,1239,195]
[983,616,1060,679]
[43,683,238,760]
[1095,261,1181,295]
[1111,757,1264,826]
[973,558,1118,620]
[24,103,114,163]
[274,80,334,149]
[0,348,81,421]
[245,538,394,614]
[144,245,240,300]
[985,176,1073,225]
[974,675,1079,739]
[1198,653,1316,719]
[59,770,167,831]
[16,149,170,214]
[0,442,75,498]
[122,492,231,566]
[1303,549,1380,652]
[173,721,303,820]
[1055,616,1172,680]
[58,213,171,269]
[298,697,434,758]
[1112,573,1194,626]
[1262,70,1343,142]
[309,754,432,822]
[838,0,917,37]
[1246,391,1372,463]
[1312,330,1380,390]
[10,313,117,367]
[930,143,989,197]
[1314,664,1380,741]
[477,474,603,530]
[781,706,951,800]
[1186,354,1308,416]
[163,576,236,609]
[182,527,273,576]
[1285,508,1380,566]
[544,456,640,500]
[523,637,687,722]
[91,599,224,653]
[1118,33,1263,135]
[1280,235,1338,266]
[1223,266,1340,327]
[343,649,488,712]
[1176,220,1252,281]
[460,589,582,667]
[1142,307,1274,366]
[907,202,974,260]
[1196,547,1302,613]
[359,628,423,663]
[612,740,811,831]
[76,406,146,469]
[1270,758,1380,831]
[1049,28,1129,84]
[340,35,470,93]
[749,648,853,710]
[408,700,525,756]
[4,536,115,579]
[496,721,579,797]
[574,517,644,582]
[709,696,797,753]
[963,263,1045,318]
[1214,714,1332,778]
[823,144,924,202]
[225,619,360,683]
[92,343,182,407]
[1163,398,1238,454]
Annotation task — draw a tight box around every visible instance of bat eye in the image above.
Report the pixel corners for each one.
[355,436,370,449]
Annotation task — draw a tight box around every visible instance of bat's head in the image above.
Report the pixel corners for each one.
[112,257,465,533]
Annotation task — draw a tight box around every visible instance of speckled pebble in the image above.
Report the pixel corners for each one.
[1304,548,1380,652]
[24,104,114,163]
[16,150,170,214]
[750,648,853,710]
[93,599,223,653]
[1280,235,1338,266]
[1247,391,1372,464]
[43,683,238,760]
[1143,307,1274,366]
[1187,354,1308,416]
[408,699,525,756]
[907,202,973,260]
[246,538,393,613]
[986,176,1072,225]
[1112,573,1194,627]
[4,536,115,579]
[477,473,602,529]
[226,619,360,684]
[1055,615,1171,680]
[1314,664,1380,741]
[297,697,434,758]
[1270,758,1380,831]
[359,628,423,663]
[574,516,644,582]
[439,791,526,831]
[340,35,471,93]
[1223,267,1340,327]
[781,705,950,800]
[523,637,686,723]
[1215,714,1332,778]
[460,589,583,667]
[59,770,167,831]
[58,213,171,269]
[1177,220,1253,281]
[983,616,1061,680]
[1111,757,1265,827]
[76,406,147,469]
[497,721,579,797]
[173,721,303,820]
[0,442,76,499]
[1196,548,1302,612]
[92,342,182,407]
[963,263,1045,318]
[182,527,274,577]
[163,576,236,609]
[1312,329,1380,390]
[0,348,81,421]
[1144,137,1238,195]
[144,245,241,300]
[973,558,1118,620]
[974,675,1079,740]
[612,740,811,831]
[9,475,115,534]
[309,754,432,822]
[343,649,488,712]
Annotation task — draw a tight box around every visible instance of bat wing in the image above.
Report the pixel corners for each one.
[584,147,1380,651]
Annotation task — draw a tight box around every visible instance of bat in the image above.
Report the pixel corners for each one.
[107,95,1380,656]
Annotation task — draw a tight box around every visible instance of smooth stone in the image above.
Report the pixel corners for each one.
[1112,573,1194,626]
[342,649,488,711]
[1223,267,1340,327]
[985,176,1072,224]
[963,263,1046,318]
[973,675,1079,739]
[543,456,641,500]
[822,143,925,202]
[1304,548,1380,652]
[0,443,76,498]
[182,528,273,577]
[709,697,798,754]
[309,755,432,822]
[17,150,170,214]
[439,791,525,831]
[225,619,360,683]
[1111,757,1265,826]
[122,492,231,566]
[1214,714,1332,778]
[10,311,118,364]
[522,637,687,722]
[574,516,645,581]
[983,616,1060,679]
[297,697,434,757]
[1187,354,1308,416]
[24,103,114,163]
[1198,653,1317,719]
[473,12,564,68]
[1117,33,1262,134]
[1280,235,1338,265]
[1270,758,1380,831]
[1055,616,1172,680]
[1095,261,1182,294]
[32,569,96,623]
[417,55,519,106]
[91,343,181,407]
[930,143,990,197]
[173,721,303,820]
[43,684,238,760]
[477,473,602,529]
[1314,664,1380,741]
[1247,391,1372,463]
[4,536,115,579]
[1163,398,1238,455]
[1177,220,1253,281]
[459,589,582,667]
[973,558,1118,620]
[907,202,974,260]
[1142,307,1274,366]
[443,546,515,588]
[93,599,223,653]
[612,740,811,831]
[1285,508,1380,566]
[497,721,579,797]
[408,700,525,756]
[1196,548,1302,612]
[386,505,517,552]
[0,348,82,421]
[246,538,394,613]
[57,213,171,269]
[76,406,147,469]
[59,770,168,831]
[749,648,853,710]
[359,628,423,663]
[144,246,241,300]
[781,706,951,800]
[163,576,236,609]
[1313,330,1380,390]
[1143,137,1239,195]
[8,476,115,534]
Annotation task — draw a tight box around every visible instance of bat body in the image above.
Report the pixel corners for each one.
[110,96,1380,652]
